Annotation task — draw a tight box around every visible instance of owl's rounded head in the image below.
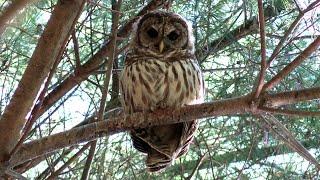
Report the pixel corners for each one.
[130,11,195,57]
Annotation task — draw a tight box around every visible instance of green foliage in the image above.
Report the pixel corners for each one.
[1,0,320,179]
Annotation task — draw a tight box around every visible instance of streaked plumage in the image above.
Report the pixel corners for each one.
[120,11,204,172]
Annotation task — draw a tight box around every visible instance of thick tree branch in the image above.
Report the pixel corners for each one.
[0,0,36,36]
[262,86,320,107]
[9,87,320,167]
[31,0,166,121]
[0,0,85,163]
[9,96,251,166]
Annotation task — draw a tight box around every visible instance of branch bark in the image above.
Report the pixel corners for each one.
[196,4,287,60]
[0,0,36,36]
[263,36,320,91]
[31,0,166,121]
[9,86,320,167]
[0,0,85,163]
[254,0,267,98]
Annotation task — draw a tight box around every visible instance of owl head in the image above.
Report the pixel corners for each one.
[130,11,195,57]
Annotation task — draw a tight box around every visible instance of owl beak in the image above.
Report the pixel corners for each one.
[159,40,165,53]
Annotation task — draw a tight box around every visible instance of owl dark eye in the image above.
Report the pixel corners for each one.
[167,31,179,41]
[147,27,158,38]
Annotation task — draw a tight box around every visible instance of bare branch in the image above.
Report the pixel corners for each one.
[9,86,320,167]
[260,114,320,169]
[253,0,267,98]
[80,0,121,179]
[263,36,320,91]
[0,0,36,36]
[0,0,86,162]
[259,106,320,117]
[9,95,252,166]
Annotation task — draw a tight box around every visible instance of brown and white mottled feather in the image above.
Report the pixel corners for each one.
[120,11,204,172]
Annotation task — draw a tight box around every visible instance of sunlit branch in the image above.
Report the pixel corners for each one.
[0,0,36,36]
[267,0,320,66]
[253,0,267,98]
[9,86,320,167]
[259,107,320,117]
[263,37,320,91]
[80,1,121,179]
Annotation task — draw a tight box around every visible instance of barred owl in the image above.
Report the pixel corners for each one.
[120,11,204,172]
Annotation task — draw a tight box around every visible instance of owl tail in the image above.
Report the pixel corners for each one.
[146,148,173,172]
[131,122,198,172]
[131,131,173,172]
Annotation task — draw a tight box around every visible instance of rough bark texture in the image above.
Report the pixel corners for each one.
[0,0,35,36]
[0,0,84,163]
[32,0,165,120]
[9,87,320,166]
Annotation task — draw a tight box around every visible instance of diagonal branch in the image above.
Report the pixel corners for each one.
[46,143,91,179]
[267,0,320,66]
[0,0,85,163]
[196,4,288,60]
[31,0,166,122]
[260,113,320,169]
[263,36,320,91]
[259,106,320,117]
[0,0,37,36]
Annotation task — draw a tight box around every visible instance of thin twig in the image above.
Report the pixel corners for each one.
[185,154,207,180]
[80,1,121,179]
[260,113,320,169]
[4,168,27,180]
[267,0,320,67]
[46,143,91,179]
[259,106,320,117]
[263,36,320,91]
[71,29,81,69]
[36,148,73,179]
[253,0,267,98]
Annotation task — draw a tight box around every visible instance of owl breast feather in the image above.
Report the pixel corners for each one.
[120,58,204,114]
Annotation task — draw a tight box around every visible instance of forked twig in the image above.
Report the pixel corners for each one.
[263,36,320,91]
[267,0,320,67]
[260,113,320,169]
